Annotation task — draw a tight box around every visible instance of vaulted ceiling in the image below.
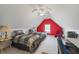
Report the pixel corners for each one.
[0,4,79,30]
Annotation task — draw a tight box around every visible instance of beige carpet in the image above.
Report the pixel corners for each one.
[1,47,30,54]
[34,35,58,54]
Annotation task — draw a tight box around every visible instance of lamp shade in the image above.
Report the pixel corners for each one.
[0,25,12,41]
[0,25,11,32]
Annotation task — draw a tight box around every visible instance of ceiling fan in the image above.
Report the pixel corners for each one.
[30,4,52,16]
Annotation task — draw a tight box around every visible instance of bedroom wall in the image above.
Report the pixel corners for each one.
[0,4,79,35]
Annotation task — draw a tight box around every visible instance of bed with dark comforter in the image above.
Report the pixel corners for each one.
[11,30,46,53]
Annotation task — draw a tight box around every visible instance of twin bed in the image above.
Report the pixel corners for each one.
[11,30,46,53]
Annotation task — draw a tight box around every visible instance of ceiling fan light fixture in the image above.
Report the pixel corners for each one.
[40,13,44,16]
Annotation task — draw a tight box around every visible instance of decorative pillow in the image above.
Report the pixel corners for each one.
[28,29,34,34]
[12,30,24,37]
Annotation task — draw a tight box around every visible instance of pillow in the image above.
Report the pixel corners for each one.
[12,30,24,37]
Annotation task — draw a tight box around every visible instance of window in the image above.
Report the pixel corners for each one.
[45,24,50,33]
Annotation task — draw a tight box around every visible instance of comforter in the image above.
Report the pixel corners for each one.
[12,33,46,53]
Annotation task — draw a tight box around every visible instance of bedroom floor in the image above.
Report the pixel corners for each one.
[0,35,58,54]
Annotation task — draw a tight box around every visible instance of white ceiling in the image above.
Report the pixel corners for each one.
[0,4,79,30]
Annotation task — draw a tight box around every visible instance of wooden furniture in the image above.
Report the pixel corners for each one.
[0,25,12,53]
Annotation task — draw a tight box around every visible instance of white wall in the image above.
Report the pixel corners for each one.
[0,5,45,29]
[0,4,79,35]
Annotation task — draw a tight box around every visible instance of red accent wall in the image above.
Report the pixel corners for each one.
[37,18,63,37]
